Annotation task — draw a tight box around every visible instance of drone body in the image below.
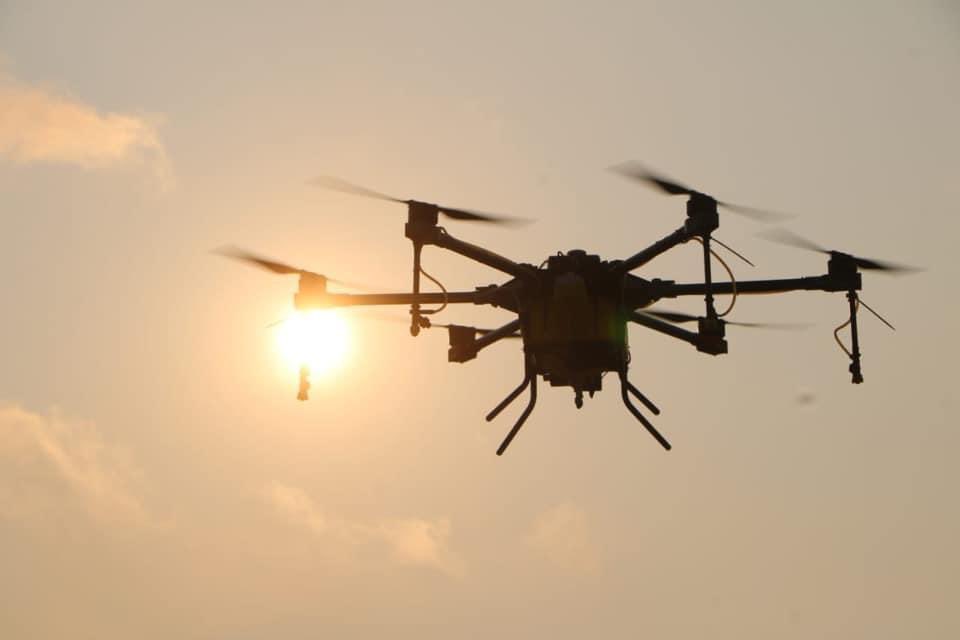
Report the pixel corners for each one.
[523,250,626,398]
[223,166,911,455]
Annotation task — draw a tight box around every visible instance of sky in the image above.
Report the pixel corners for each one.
[1,1,958,638]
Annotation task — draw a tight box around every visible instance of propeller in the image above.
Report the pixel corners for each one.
[611,162,788,222]
[760,229,920,274]
[215,246,371,290]
[310,176,530,226]
[638,308,809,330]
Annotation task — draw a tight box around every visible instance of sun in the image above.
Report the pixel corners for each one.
[275,310,351,376]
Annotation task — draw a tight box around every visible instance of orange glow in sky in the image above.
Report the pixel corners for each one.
[275,310,350,376]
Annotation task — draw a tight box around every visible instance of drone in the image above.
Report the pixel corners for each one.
[221,164,915,455]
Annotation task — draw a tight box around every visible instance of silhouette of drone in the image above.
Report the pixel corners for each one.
[221,164,915,455]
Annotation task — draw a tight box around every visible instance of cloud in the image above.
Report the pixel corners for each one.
[0,404,150,528]
[267,482,331,535]
[264,482,464,577]
[526,503,602,574]
[377,517,458,572]
[0,69,171,186]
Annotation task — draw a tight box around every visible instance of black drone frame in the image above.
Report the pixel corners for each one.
[225,169,909,455]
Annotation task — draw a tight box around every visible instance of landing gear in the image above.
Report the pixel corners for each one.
[618,368,670,450]
[486,355,539,456]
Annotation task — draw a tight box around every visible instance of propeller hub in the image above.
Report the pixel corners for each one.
[294,272,330,310]
[684,193,720,234]
[827,252,863,290]
[405,201,441,241]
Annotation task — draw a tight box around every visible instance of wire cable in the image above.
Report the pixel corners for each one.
[418,263,448,315]
[858,297,896,331]
[712,236,755,267]
[690,237,739,317]
[833,297,860,358]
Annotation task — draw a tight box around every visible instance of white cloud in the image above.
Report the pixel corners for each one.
[0,404,150,528]
[0,69,171,186]
[264,482,464,577]
[377,517,458,572]
[268,481,329,534]
[526,503,602,574]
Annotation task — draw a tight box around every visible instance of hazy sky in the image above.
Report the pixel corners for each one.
[1,1,958,638]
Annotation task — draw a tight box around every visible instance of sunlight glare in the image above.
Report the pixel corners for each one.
[276,310,350,376]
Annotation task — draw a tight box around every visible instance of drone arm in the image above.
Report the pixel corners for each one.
[430,229,538,285]
[651,274,860,299]
[628,311,700,346]
[614,226,692,276]
[303,291,482,308]
[475,319,522,350]
[620,274,659,309]
[448,318,522,362]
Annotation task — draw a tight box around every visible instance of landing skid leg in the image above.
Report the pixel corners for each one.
[619,369,671,451]
[496,374,537,456]
[624,379,660,415]
[486,371,532,422]
[486,357,538,456]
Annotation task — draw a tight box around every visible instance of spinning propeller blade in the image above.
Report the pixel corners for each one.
[615,165,694,196]
[638,308,808,330]
[310,176,530,226]
[760,229,920,274]
[308,176,405,203]
[638,309,700,324]
[216,246,301,274]
[214,246,371,290]
[611,162,788,222]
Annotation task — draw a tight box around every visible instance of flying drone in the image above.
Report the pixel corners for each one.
[221,165,914,455]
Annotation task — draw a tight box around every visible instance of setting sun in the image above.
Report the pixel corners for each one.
[275,310,351,376]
